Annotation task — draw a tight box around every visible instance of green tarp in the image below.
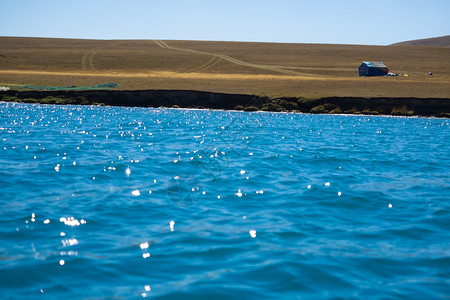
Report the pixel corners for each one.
[15,83,120,90]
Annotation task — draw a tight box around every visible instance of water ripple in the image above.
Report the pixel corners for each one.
[0,103,449,299]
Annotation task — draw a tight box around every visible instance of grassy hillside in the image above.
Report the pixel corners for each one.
[392,35,450,47]
[0,37,449,98]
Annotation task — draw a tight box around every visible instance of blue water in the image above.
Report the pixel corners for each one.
[1,102,449,299]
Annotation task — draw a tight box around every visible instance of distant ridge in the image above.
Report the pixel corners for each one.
[391,35,450,47]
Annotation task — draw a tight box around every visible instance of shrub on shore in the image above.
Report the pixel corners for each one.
[1,95,19,102]
[344,107,362,114]
[310,103,339,114]
[391,106,414,116]
[362,109,380,115]
[329,108,342,114]
[243,106,258,111]
[262,102,283,112]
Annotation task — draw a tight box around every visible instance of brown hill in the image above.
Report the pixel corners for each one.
[392,35,450,47]
[0,37,449,98]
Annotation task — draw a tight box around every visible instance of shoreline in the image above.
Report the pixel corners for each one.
[1,89,449,118]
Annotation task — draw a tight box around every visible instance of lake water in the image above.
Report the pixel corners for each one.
[1,102,449,299]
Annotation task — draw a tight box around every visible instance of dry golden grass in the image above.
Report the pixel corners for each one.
[0,37,449,97]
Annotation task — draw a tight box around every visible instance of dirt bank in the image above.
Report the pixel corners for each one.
[1,89,449,118]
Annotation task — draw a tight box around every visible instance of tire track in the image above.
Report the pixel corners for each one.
[186,56,223,73]
[81,50,98,71]
[81,42,123,72]
[153,40,166,48]
[81,52,89,70]
[154,40,316,76]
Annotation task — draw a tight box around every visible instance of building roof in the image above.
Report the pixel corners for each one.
[361,61,387,68]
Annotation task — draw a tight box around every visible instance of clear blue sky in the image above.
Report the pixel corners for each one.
[1,0,449,45]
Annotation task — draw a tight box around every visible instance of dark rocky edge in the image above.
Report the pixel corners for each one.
[1,89,449,118]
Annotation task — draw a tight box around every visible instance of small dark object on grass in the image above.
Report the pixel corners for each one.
[428,72,433,75]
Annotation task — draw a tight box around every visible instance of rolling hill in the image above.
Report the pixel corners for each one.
[0,37,449,98]
[392,35,450,47]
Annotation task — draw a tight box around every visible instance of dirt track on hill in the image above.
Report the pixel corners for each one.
[81,51,98,71]
[186,56,223,73]
[154,40,312,76]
